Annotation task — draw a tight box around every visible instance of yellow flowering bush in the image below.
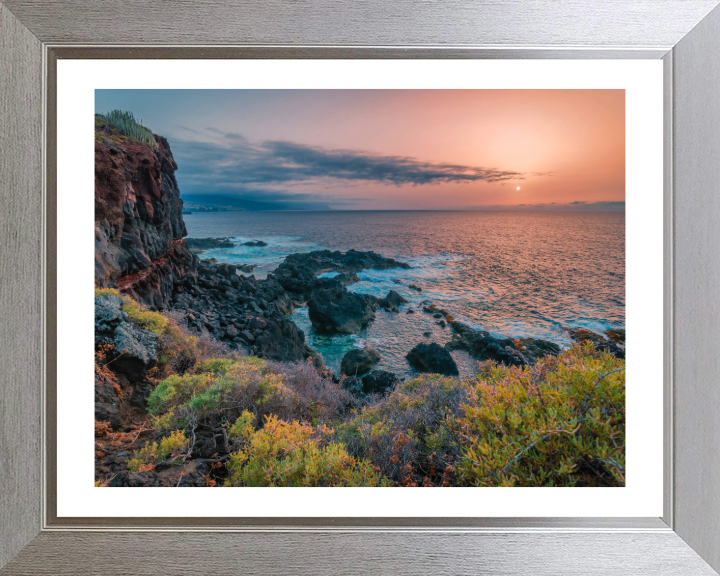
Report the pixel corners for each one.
[225,412,389,487]
[454,342,625,487]
[127,430,189,471]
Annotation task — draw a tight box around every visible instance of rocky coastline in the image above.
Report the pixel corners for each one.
[93,120,626,488]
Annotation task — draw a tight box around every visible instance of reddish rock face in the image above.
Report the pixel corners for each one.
[117,239,198,310]
[95,131,196,308]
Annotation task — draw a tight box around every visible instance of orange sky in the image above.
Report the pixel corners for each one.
[97,89,625,210]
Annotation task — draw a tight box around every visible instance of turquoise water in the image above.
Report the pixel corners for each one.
[185,210,625,378]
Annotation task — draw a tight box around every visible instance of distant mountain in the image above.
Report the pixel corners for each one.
[461,201,625,212]
[181,194,332,211]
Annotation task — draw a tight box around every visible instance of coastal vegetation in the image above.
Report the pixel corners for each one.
[95,110,159,148]
[96,292,624,487]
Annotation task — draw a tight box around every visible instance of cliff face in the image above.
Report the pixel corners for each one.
[95,129,197,308]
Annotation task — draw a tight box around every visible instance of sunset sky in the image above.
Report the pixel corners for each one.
[95,89,625,211]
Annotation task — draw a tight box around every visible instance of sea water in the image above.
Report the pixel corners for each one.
[184,210,625,378]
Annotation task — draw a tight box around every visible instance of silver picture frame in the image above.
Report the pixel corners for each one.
[1,1,720,573]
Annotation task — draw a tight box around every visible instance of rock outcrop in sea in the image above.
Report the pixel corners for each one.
[184,237,235,253]
[406,342,459,376]
[268,250,411,335]
[446,321,561,366]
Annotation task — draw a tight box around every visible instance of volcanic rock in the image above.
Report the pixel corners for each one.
[271,249,409,295]
[406,342,459,376]
[184,237,234,253]
[361,370,399,394]
[307,283,380,334]
[95,293,159,381]
[253,317,322,366]
[340,346,382,376]
[379,290,408,310]
[447,321,561,366]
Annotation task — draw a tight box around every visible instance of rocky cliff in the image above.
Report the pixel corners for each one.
[94,118,321,365]
[95,119,197,308]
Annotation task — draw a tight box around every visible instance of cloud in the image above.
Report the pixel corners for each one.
[170,132,536,194]
[261,140,528,185]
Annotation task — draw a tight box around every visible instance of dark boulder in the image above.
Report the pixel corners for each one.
[341,376,364,396]
[95,292,124,329]
[361,370,399,394]
[307,284,379,334]
[406,343,459,376]
[238,330,255,344]
[253,317,323,366]
[110,322,160,381]
[341,370,399,396]
[447,321,561,366]
[95,293,159,381]
[271,249,409,295]
[340,346,381,376]
[243,240,268,247]
[446,322,523,366]
[379,289,408,310]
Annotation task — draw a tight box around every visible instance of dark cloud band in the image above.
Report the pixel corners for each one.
[172,134,530,191]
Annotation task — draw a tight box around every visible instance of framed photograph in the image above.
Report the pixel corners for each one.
[2,1,720,574]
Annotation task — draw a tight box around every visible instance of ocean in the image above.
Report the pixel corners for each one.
[184,210,625,378]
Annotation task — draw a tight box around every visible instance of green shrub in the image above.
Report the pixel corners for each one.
[127,441,158,472]
[454,342,625,487]
[333,374,469,486]
[194,357,248,375]
[99,110,158,148]
[156,430,189,462]
[127,430,188,471]
[147,356,301,431]
[225,413,390,487]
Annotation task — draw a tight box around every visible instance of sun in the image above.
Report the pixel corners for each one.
[516,186,521,191]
